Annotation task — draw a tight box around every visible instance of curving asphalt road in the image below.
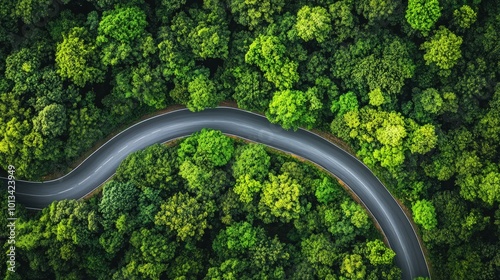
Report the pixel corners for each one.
[1,107,429,279]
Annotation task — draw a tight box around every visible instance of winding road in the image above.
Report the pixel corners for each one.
[1,107,429,279]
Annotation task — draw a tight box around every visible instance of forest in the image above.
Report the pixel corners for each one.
[0,0,499,279]
[1,130,402,279]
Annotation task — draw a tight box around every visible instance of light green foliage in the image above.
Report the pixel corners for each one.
[267,88,322,130]
[56,27,103,87]
[295,6,331,43]
[97,6,146,43]
[331,91,359,117]
[420,88,443,114]
[96,6,147,65]
[421,26,463,72]
[260,173,302,223]
[409,124,437,154]
[365,239,396,265]
[234,175,263,203]
[115,144,179,191]
[405,0,441,35]
[154,192,215,241]
[368,88,385,106]
[180,128,234,167]
[341,254,366,279]
[301,233,339,265]
[453,5,477,29]
[213,221,264,255]
[228,0,285,29]
[130,228,177,265]
[315,177,342,204]
[179,159,228,198]
[412,199,438,230]
[232,144,270,182]
[187,70,220,112]
[187,8,230,59]
[245,35,299,90]
[459,164,500,205]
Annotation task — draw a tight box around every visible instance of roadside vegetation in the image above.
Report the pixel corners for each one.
[2,131,401,279]
[1,0,500,278]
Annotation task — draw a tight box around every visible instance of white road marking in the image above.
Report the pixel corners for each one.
[78,175,92,185]
[103,156,114,165]
[118,145,128,153]
[133,135,147,143]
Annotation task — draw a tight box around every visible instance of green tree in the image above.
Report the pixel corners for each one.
[245,35,299,90]
[32,104,67,138]
[267,88,322,130]
[232,144,270,182]
[187,70,220,112]
[259,172,302,223]
[154,192,215,241]
[365,239,396,265]
[295,6,331,43]
[341,254,366,280]
[228,0,285,29]
[421,26,463,73]
[453,5,477,29]
[96,6,148,66]
[56,27,103,87]
[409,124,437,154]
[99,181,139,229]
[331,91,359,118]
[405,0,441,35]
[412,199,438,230]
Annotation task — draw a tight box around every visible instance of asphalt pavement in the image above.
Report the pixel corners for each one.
[0,107,430,279]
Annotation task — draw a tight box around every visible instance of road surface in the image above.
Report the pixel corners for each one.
[1,107,429,279]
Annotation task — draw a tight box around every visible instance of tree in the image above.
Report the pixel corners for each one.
[232,143,270,181]
[331,33,415,96]
[113,62,168,109]
[409,124,437,154]
[295,6,331,43]
[259,172,302,223]
[213,221,264,257]
[32,104,67,138]
[245,35,299,90]
[228,0,285,29]
[154,192,215,241]
[96,6,148,66]
[328,0,357,43]
[341,254,366,280]
[267,88,322,130]
[99,181,139,229]
[331,91,359,118]
[412,199,438,230]
[421,26,463,73]
[405,0,441,35]
[301,233,339,266]
[453,5,477,29]
[314,177,342,204]
[187,70,220,111]
[355,0,401,24]
[365,239,396,265]
[56,27,103,87]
